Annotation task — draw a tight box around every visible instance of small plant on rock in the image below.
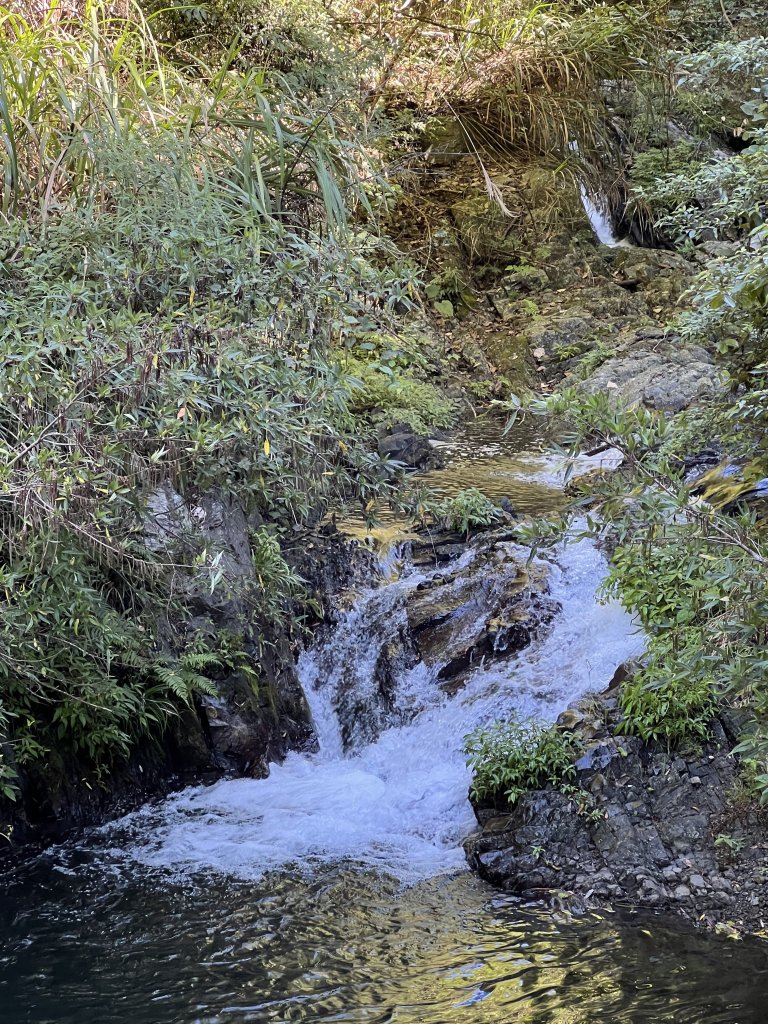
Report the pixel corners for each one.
[434,488,500,535]
[714,832,745,855]
[617,670,716,748]
[464,715,581,809]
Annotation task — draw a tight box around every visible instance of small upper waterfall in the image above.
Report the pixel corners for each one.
[579,184,631,248]
[111,531,643,884]
[569,141,631,248]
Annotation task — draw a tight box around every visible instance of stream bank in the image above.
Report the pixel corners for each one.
[465,686,768,939]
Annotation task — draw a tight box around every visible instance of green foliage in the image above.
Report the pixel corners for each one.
[629,142,707,221]
[250,528,305,625]
[432,488,500,535]
[618,670,716,747]
[0,0,412,787]
[0,0,377,223]
[0,749,19,805]
[632,55,768,371]
[714,832,746,854]
[428,1,660,161]
[464,715,580,808]
[425,269,476,315]
[519,388,768,774]
[673,36,768,135]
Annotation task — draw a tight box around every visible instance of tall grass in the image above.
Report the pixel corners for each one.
[0,0,372,225]
[353,0,663,171]
[452,3,659,160]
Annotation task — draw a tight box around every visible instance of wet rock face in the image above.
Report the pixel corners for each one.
[377,423,437,469]
[464,692,768,936]
[1,496,370,847]
[405,535,558,690]
[307,526,560,753]
[144,483,315,777]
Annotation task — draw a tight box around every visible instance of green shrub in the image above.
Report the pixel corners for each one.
[464,715,580,808]
[0,1,409,785]
[519,390,751,762]
[618,671,716,747]
[432,488,500,535]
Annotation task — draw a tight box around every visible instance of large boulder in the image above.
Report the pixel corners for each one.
[305,527,559,752]
[143,483,314,775]
[377,424,436,468]
[522,308,604,359]
[579,329,726,411]
[606,247,696,305]
[464,692,768,936]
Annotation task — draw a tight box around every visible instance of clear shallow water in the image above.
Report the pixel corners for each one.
[420,417,623,510]
[338,416,623,546]
[2,416,766,1023]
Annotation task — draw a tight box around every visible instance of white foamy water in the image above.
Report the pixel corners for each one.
[113,533,642,884]
[579,185,632,249]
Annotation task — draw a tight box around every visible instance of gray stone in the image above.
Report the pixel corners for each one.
[378,428,434,468]
[579,336,726,411]
[524,310,601,359]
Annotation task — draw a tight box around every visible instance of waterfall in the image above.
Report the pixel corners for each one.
[579,185,630,248]
[113,532,643,884]
[568,140,631,248]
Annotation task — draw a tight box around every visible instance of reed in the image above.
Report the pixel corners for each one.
[0,0,371,227]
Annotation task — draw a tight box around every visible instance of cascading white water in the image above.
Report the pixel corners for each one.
[579,185,628,248]
[568,140,631,248]
[116,532,643,884]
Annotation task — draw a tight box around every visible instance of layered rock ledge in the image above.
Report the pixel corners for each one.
[465,690,768,938]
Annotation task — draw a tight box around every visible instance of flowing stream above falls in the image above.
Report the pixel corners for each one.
[3,419,768,1023]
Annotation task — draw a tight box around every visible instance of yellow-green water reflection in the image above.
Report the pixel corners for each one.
[2,856,767,1024]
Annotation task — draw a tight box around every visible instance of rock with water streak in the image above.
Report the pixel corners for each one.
[405,538,558,690]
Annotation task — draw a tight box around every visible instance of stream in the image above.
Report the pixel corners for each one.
[2,420,768,1023]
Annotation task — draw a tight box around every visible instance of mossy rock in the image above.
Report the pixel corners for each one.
[522,309,605,360]
[422,117,468,165]
[482,330,531,383]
